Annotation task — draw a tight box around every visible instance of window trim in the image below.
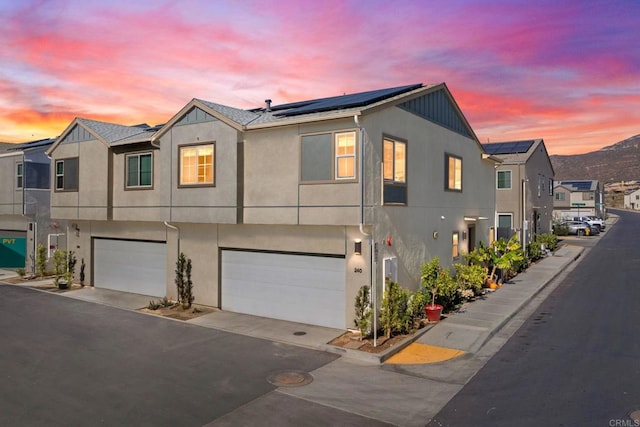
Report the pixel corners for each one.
[300,130,358,184]
[555,192,565,201]
[16,162,23,189]
[125,151,154,190]
[334,131,357,180]
[178,142,215,188]
[54,157,79,192]
[497,170,512,190]
[445,153,463,192]
[382,135,408,206]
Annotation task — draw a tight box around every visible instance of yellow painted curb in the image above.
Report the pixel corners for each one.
[385,343,465,365]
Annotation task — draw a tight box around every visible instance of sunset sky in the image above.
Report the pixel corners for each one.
[1,0,638,155]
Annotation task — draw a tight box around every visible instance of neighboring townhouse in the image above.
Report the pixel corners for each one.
[482,139,555,247]
[0,139,60,270]
[624,188,640,210]
[46,83,499,330]
[553,180,604,220]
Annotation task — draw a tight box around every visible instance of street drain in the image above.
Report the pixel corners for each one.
[267,370,313,387]
[293,331,307,336]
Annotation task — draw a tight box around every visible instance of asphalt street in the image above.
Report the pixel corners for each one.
[427,209,640,427]
[0,285,366,427]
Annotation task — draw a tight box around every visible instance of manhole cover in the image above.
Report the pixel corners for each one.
[293,331,306,336]
[267,370,313,387]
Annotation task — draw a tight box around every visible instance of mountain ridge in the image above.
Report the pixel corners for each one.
[550,134,640,184]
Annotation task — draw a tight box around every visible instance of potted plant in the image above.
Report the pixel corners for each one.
[420,257,453,322]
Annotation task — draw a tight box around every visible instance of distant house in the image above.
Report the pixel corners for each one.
[553,180,605,219]
[624,188,640,210]
[482,139,555,246]
[0,138,59,270]
[45,82,499,329]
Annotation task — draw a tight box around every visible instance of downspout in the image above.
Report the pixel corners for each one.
[164,221,180,258]
[354,115,377,347]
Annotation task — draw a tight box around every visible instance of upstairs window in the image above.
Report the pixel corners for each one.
[179,143,214,186]
[126,152,153,189]
[549,178,554,196]
[383,137,407,205]
[445,154,462,191]
[301,131,357,182]
[555,192,565,201]
[497,170,511,189]
[54,158,79,191]
[16,162,23,189]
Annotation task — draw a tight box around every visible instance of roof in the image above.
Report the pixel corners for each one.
[482,139,539,160]
[77,118,151,144]
[11,138,56,151]
[558,180,599,191]
[0,142,17,153]
[265,84,422,117]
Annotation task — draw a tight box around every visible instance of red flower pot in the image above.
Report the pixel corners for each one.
[425,304,443,322]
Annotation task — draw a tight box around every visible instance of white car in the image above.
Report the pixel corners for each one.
[573,216,605,231]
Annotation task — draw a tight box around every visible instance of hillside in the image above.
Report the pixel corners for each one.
[550,134,640,183]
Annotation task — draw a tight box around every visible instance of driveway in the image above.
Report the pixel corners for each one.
[0,285,376,426]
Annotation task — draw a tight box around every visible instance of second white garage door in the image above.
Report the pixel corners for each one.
[94,238,167,297]
[221,250,346,329]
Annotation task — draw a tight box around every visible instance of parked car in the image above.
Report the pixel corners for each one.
[573,216,603,232]
[560,220,591,236]
[586,215,606,230]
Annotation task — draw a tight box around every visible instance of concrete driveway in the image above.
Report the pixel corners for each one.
[0,285,372,426]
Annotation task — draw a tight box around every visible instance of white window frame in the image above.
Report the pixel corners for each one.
[335,131,356,180]
[55,160,64,190]
[446,153,462,191]
[452,231,460,259]
[497,213,513,229]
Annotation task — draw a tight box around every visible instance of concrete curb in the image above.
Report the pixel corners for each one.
[319,322,437,364]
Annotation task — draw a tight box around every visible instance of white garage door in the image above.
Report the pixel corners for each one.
[94,239,167,297]
[221,250,346,329]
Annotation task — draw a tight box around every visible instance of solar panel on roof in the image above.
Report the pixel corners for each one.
[562,181,593,191]
[482,140,535,155]
[272,84,423,117]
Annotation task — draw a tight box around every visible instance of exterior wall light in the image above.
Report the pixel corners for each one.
[354,240,362,255]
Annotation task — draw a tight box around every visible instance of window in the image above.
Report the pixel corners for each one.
[445,154,462,191]
[16,162,23,189]
[383,137,407,204]
[549,178,554,196]
[179,144,214,186]
[583,192,595,200]
[126,152,153,188]
[555,192,565,201]
[636,195,639,200]
[54,158,79,191]
[497,213,513,240]
[452,231,460,259]
[301,131,356,182]
[497,170,511,189]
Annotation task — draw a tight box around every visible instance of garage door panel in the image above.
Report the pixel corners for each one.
[222,250,345,329]
[94,239,166,297]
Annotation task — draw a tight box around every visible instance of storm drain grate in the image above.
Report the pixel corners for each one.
[293,331,307,336]
[267,370,313,387]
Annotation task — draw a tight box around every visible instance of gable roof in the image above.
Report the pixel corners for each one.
[557,180,599,192]
[47,118,154,155]
[483,139,554,174]
[153,83,483,147]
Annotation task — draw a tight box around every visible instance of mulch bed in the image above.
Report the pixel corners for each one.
[139,305,217,321]
[329,319,432,353]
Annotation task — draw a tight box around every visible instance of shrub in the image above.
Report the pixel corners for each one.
[175,252,194,309]
[36,244,47,277]
[67,250,77,281]
[421,258,460,311]
[537,233,558,252]
[16,268,26,278]
[354,285,372,338]
[453,263,485,296]
[553,222,569,236]
[380,281,412,338]
[80,258,86,286]
[148,300,160,310]
[527,240,543,262]
[52,249,67,286]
